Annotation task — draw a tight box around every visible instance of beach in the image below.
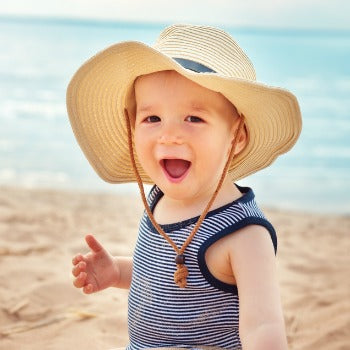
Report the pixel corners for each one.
[0,186,349,349]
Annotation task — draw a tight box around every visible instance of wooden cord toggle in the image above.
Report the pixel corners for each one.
[175,254,185,264]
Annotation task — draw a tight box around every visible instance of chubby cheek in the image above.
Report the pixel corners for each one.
[201,130,232,156]
[134,131,155,174]
[134,129,142,156]
[198,137,232,174]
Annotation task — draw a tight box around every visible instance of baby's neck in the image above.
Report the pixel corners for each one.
[153,180,242,225]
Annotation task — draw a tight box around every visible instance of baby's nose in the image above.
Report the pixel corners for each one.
[158,124,183,145]
[158,133,183,145]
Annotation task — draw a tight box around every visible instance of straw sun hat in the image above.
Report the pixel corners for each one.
[66,24,302,184]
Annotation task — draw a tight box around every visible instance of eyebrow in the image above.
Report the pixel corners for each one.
[136,102,211,114]
[136,105,154,113]
[189,103,211,114]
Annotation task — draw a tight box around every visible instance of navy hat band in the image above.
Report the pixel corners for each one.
[173,57,216,73]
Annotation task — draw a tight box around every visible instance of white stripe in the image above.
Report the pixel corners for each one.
[128,186,273,350]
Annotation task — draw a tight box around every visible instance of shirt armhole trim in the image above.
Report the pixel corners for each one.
[197,217,277,294]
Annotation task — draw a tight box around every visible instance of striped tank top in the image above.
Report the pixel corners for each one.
[127,185,277,350]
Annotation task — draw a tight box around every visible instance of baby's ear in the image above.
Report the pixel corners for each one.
[232,122,248,156]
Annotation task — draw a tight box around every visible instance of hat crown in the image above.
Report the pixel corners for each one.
[154,24,256,81]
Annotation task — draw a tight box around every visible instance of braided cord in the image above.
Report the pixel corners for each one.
[124,109,245,288]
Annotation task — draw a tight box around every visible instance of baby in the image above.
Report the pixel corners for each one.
[67,24,301,350]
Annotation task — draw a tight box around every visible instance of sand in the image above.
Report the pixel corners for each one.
[0,186,349,350]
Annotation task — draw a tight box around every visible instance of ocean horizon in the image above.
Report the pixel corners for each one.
[0,16,349,214]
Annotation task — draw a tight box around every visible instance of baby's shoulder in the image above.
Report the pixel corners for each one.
[225,225,277,274]
[205,225,274,285]
[217,224,271,252]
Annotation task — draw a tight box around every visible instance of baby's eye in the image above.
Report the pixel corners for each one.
[185,115,204,123]
[144,115,161,123]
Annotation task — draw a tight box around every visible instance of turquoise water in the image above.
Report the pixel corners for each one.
[0,17,349,213]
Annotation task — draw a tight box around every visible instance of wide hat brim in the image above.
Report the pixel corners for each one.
[67,41,302,184]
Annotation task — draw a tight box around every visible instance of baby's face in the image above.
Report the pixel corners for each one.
[134,70,239,203]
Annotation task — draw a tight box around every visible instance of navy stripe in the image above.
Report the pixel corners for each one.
[127,184,275,350]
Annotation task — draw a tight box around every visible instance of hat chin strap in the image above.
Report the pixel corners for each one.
[124,109,245,288]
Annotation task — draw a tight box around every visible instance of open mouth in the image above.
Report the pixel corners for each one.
[160,159,191,181]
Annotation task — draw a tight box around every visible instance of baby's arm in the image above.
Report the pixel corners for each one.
[72,234,133,293]
[228,225,288,350]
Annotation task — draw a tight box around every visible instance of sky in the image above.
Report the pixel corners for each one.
[0,0,349,30]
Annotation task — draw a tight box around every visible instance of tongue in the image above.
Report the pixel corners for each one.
[164,159,190,178]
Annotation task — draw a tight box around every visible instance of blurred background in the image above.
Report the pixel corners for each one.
[0,0,349,214]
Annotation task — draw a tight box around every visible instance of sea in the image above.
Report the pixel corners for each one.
[0,16,349,214]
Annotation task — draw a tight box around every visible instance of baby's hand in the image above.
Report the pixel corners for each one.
[72,234,120,294]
